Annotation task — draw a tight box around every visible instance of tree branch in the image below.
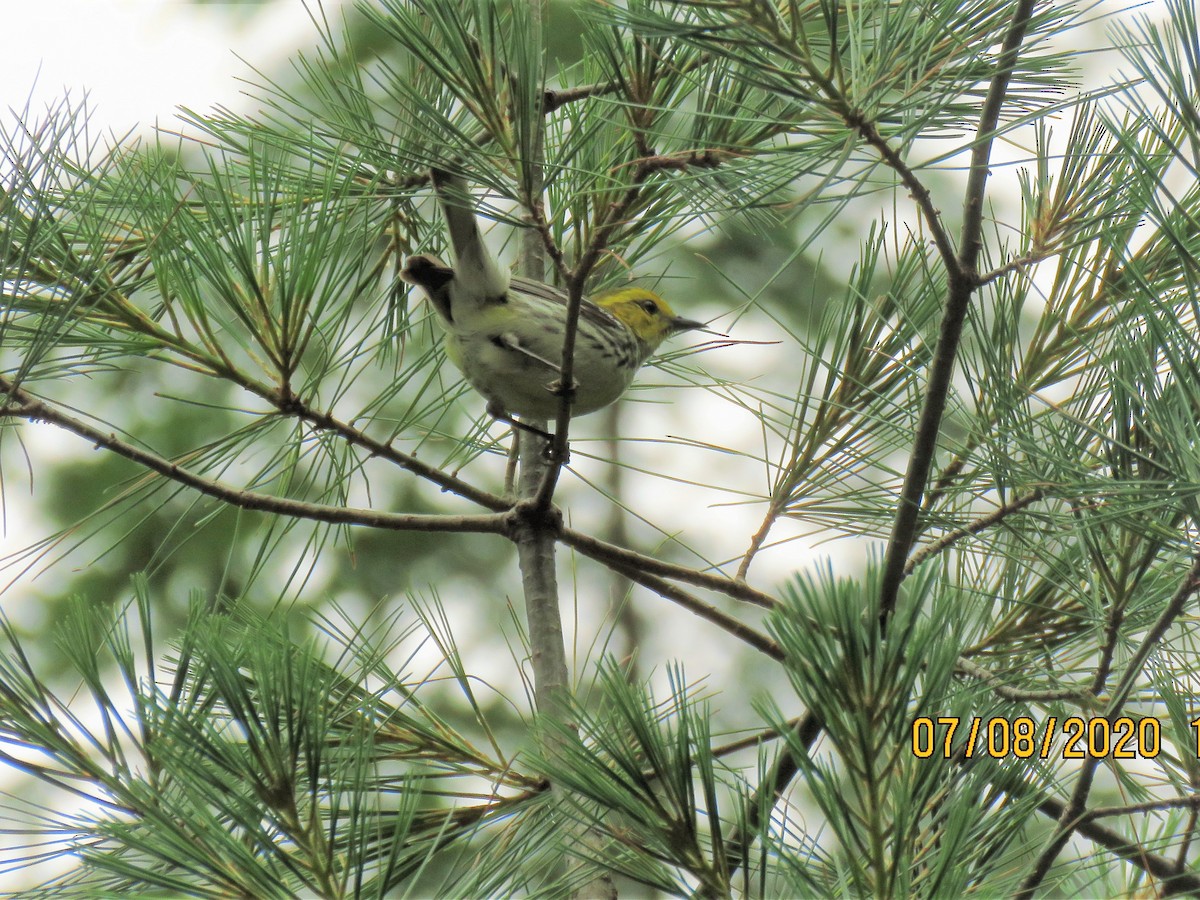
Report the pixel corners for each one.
[1084,795,1200,822]
[877,0,1039,629]
[533,150,729,504]
[1034,794,1200,896]
[721,712,824,885]
[0,380,508,536]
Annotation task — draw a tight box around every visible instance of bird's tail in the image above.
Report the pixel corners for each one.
[430,167,509,301]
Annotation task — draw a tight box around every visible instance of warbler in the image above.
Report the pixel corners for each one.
[401,168,704,422]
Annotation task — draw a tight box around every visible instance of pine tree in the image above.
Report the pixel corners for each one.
[4,0,1200,895]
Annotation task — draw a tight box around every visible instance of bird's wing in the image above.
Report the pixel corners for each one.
[508,277,624,333]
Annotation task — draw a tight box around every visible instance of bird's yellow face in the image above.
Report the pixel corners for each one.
[596,288,704,349]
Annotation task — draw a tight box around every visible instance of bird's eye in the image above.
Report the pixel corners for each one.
[637,298,659,314]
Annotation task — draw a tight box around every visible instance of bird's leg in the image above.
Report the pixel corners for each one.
[485,402,567,465]
[542,441,570,464]
[545,375,578,399]
[486,401,552,440]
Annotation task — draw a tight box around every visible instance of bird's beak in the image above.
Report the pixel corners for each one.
[672,315,724,337]
[672,316,706,333]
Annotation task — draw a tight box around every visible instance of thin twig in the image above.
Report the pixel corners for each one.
[904,488,1047,575]
[561,525,778,609]
[709,717,805,761]
[952,657,1093,704]
[534,163,661,506]
[533,149,730,507]
[977,247,1056,286]
[738,497,782,582]
[605,561,783,659]
[1106,553,1200,714]
[1084,795,1200,822]
[846,113,960,276]
[1014,517,1132,899]
[541,82,620,114]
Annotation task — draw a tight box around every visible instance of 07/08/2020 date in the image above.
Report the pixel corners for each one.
[910,716,1174,760]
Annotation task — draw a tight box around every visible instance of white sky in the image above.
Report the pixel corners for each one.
[6,0,333,134]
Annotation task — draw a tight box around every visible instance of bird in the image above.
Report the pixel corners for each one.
[401,168,705,424]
